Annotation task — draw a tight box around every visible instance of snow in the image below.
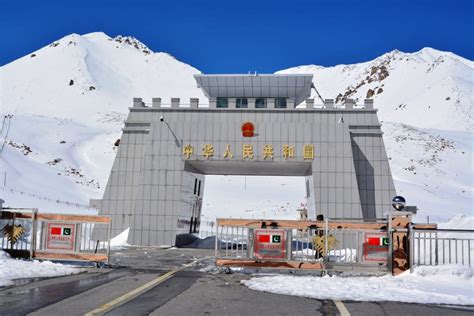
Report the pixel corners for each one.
[241,265,474,305]
[110,227,131,249]
[0,251,83,287]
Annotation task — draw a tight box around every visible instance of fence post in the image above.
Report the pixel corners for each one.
[30,208,38,259]
[214,221,218,259]
[10,212,15,250]
[286,229,293,261]
[408,223,414,273]
[388,213,393,274]
[106,219,112,263]
[324,218,329,260]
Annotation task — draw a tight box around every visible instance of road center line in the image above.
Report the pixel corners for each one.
[333,300,350,316]
[84,260,199,316]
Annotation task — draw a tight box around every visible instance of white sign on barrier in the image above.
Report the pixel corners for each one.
[254,229,286,259]
[46,223,76,251]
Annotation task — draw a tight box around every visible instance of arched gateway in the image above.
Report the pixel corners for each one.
[90,74,396,246]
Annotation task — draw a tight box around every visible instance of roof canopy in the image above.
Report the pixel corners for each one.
[194,74,313,106]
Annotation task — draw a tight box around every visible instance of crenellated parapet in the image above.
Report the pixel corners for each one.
[131,97,377,111]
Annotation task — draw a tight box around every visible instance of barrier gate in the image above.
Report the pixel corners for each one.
[1,208,112,263]
[215,212,437,275]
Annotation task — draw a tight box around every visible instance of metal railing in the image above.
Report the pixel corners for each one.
[1,208,112,263]
[409,226,474,271]
[214,226,250,260]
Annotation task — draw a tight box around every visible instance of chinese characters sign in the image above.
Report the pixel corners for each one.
[362,232,389,262]
[254,229,287,259]
[46,223,76,251]
[183,144,315,160]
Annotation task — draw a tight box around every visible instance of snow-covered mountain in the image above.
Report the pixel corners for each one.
[279,48,473,132]
[0,32,472,222]
[1,32,204,124]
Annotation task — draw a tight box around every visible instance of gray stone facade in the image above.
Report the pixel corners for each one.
[91,74,396,246]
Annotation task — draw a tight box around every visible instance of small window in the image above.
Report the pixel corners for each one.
[236,98,248,108]
[275,98,287,108]
[217,98,228,108]
[255,98,267,108]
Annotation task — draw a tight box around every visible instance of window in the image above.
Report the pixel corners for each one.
[275,98,287,108]
[217,98,228,108]
[255,98,267,108]
[236,98,248,108]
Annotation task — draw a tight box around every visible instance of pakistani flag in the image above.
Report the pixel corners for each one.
[368,236,389,246]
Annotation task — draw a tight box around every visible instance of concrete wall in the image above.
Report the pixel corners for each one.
[94,98,396,246]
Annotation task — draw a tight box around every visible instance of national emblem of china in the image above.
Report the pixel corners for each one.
[241,122,255,137]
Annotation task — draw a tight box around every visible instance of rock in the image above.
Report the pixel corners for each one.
[69,80,74,86]
[366,89,375,98]
[377,87,384,94]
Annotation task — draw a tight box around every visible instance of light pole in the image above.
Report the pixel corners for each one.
[160,116,182,148]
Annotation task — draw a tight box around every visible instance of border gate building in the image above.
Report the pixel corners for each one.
[90,74,396,246]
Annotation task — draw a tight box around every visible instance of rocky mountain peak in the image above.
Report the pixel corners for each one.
[111,35,152,55]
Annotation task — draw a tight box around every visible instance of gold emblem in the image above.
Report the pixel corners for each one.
[2,224,25,245]
[241,122,255,137]
[313,235,338,256]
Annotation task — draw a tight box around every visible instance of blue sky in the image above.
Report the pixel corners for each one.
[1,0,472,73]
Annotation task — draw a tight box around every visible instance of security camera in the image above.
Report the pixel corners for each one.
[160,116,164,122]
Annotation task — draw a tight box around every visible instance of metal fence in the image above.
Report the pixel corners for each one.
[214,226,250,260]
[409,226,474,271]
[215,218,389,270]
[1,208,112,263]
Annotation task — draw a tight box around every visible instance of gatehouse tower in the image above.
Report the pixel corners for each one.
[91,74,396,246]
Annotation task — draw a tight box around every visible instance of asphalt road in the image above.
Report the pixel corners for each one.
[0,248,472,316]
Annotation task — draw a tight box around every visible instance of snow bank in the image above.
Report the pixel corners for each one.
[242,265,474,305]
[110,227,131,249]
[440,214,474,230]
[0,251,83,287]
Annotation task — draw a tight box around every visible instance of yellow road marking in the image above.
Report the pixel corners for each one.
[334,300,350,316]
[84,260,198,316]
